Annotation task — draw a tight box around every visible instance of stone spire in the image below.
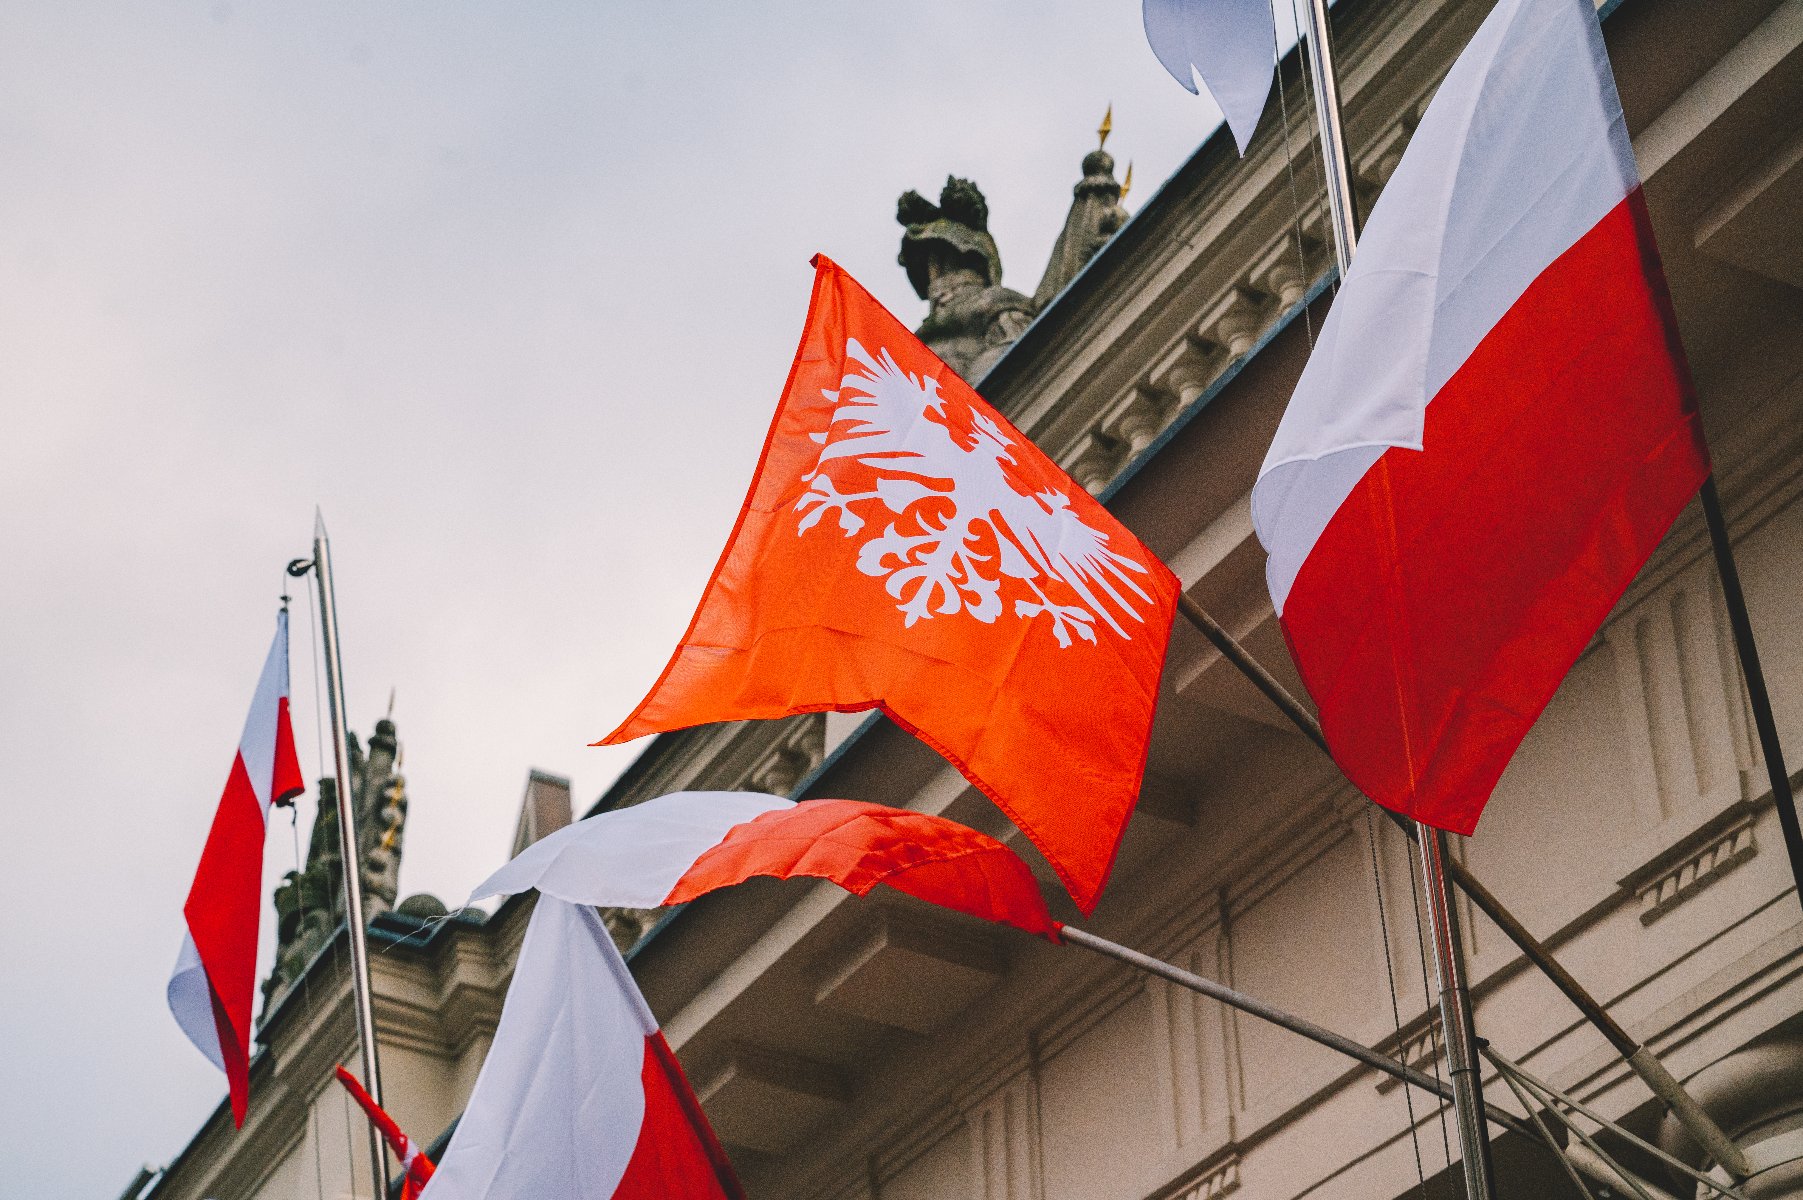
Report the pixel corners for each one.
[262,717,411,1011]
[1031,116,1132,310]
[896,176,1037,381]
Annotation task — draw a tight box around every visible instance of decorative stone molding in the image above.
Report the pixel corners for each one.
[1157,1151,1241,1199]
[1198,284,1273,360]
[1374,1016,1447,1094]
[1626,808,1759,925]
[1147,947,1227,1149]
[599,904,662,949]
[746,713,826,796]
[967,1071,1043,1200]
[1602,561,1752,827]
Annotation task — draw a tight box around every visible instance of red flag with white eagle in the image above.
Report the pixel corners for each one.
[167,609,305,1125]
[1251,0,1708,834]
[334,1066,436,1200]
[602,258,1181,913]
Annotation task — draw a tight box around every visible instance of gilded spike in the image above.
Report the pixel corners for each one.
[1098,103,1114,149]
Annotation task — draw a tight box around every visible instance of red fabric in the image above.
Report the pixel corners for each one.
[613,1033,746,1200]
[271,695,305,808]
[603,256,1179,913]
[333,1066,436,1197]
[665,799,1057,937]
[1281,193,1708,833]
[183,753,264,1125]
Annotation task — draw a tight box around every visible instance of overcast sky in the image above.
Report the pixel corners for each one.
[0,2,1264,1193]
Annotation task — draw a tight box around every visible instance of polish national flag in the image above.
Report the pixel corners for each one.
[167,610,306,1125]
[603,257,1181,913]
[1252,0,1708,833]
[467,790,1055,938]
[425,792,1051,1198]
[334,1066,436,1200]
[418,894,744,1200]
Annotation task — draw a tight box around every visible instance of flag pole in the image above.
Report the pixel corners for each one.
[1698,476,1803,909]
[1263,8,1500,1189]
[1178,598,1753,1179]
[1416,828,1498,1197]
[1297,0,1358,278]
[1056,924,1529,1135]
[1063,924,1729,1200]
[306,511,392,1200]
[1175,0,1757,1181]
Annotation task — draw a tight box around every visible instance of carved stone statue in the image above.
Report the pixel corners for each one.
[263,718,410,1010]
[897,177,1036,381]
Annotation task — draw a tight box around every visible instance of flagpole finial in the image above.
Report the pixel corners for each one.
[1097,103,1114,149]
[314,506,328,541]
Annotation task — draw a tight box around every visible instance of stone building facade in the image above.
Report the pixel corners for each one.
[129,0,1803,1195]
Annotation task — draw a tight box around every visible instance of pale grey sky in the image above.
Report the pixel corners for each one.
[0,2,1255,1193]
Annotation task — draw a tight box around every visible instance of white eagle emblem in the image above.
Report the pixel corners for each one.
[794,339,1157,647]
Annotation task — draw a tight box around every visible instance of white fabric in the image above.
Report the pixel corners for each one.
[1251,0,1639,613]
[1143,0,1276,155]
[417,899,657,1200]
[236,609,293,814]
[469,790,793,909]
[166,933,225,1071]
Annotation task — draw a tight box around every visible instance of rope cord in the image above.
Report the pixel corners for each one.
[1273,23,1317,348]
[287,716,328,1200]
[1405,835,1459,1175]
[306,568,326,781]
[342,1086,363,1200]
[309,1102,329,1200]
[1365,809,1431,1197]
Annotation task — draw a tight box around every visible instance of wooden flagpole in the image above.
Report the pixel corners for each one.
[304,511,392,1200]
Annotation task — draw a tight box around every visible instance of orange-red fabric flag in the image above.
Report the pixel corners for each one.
[602,256,1179,912]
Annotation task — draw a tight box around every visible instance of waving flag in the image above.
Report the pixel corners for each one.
[469,790,1056,938]
[419,897,743,1200]
[1251,0,1708,834]
[603,257,1180,913]
[167,609,305,1125]
[1143,0,1277,154]
[334,1066,435,1200]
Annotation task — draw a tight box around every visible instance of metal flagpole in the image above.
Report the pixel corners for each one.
[1059,925,1738,1199]
[1416,829,1497,1197]
[1182,581,1752,1169]
[1270,5,1498,1191]
[1177,597,1752,1178]
[1698,477,1803,910]
[304,511,392,1200]
[1057,925,1532,1137]
[1161,0,1753,1181]
[1298,0,1359,277]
